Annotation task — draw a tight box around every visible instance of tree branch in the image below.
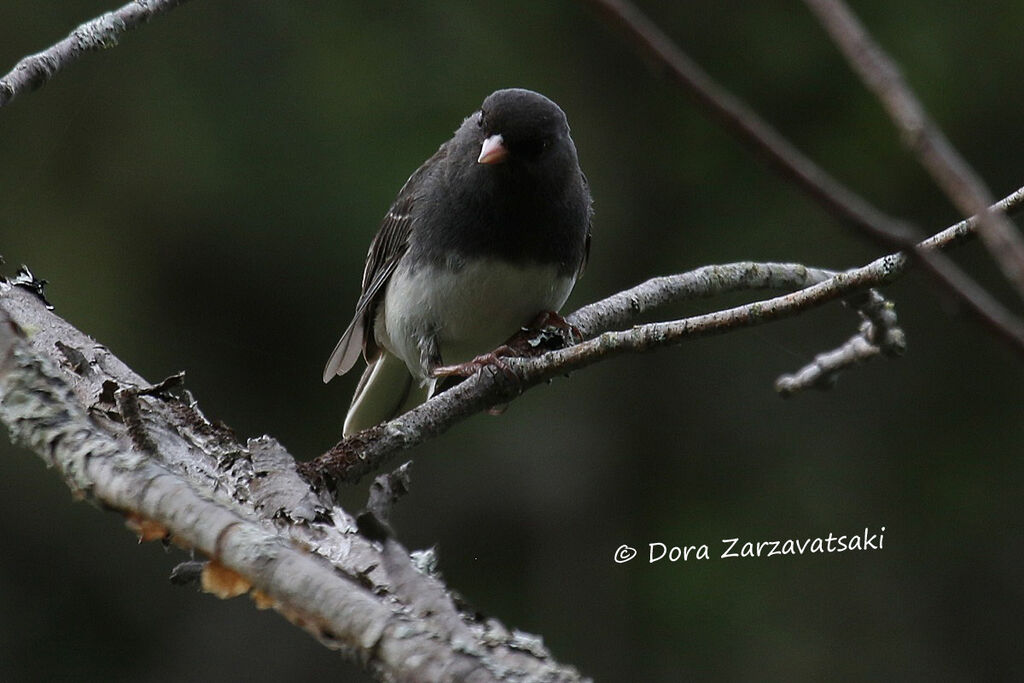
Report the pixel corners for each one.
[775,289,906,396]
[0,279,586,683]
[578,0,1024,356]
[0,0,192,108]
[305,261,897,484]
[6,5,1023,676]
[802,0,1024,303]
[303,182,1024,485]
[4,190,1021,680]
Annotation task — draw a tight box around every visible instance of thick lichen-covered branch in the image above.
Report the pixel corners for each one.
[0,281,585,683]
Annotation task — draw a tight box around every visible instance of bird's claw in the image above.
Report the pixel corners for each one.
[430,345,518,381]
[429,311,582,383]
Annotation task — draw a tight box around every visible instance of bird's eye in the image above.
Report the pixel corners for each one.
[516,136,550,160]
[477,111,485,127]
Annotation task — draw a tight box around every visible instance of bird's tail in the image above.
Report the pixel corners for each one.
[343,352,431,437]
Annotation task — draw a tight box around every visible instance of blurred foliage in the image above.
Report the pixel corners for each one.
[1,1,1023,681]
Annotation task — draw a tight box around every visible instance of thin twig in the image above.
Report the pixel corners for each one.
[309,262,891,482]
[578,0,1024,356]
[0,0,192,108]
[775,290,906,396]
[854,290,906,356]
[775,332,883,395]
[802,0,1024,303]
[306,263,893,484]
[304,183,1024,483]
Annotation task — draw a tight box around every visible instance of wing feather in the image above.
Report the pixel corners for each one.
[323,144,449,382]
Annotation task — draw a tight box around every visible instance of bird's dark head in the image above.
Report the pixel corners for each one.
[473,88,573,169]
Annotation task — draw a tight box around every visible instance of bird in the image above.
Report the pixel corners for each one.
[324,88,592,437]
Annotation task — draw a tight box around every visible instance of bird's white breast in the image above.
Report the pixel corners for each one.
[379,258,575,379]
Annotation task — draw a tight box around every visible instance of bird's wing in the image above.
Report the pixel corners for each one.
[323,145,448,382]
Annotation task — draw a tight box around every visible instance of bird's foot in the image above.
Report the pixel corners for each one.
[430,345,519,382]
[429,312,582,384]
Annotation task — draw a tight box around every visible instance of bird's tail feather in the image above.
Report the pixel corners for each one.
[343,352,429,437]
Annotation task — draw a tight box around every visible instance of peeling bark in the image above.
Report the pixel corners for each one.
[0,279,586,683]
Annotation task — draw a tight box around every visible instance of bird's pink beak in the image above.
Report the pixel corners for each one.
[477,134,508,164]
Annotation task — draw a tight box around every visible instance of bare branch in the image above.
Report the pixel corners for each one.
[0,282,586,683]
[304,262,896,484]
[578,0,1024,356]
[776,332,882,395]
[304,183,1024,484]
[802,0,1024,302]
[0,0,192,108]
[5,190,1022,677]
[568,262,838,334]
[775,290,906,396]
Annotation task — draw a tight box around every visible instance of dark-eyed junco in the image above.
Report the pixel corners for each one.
[324,88,592,436]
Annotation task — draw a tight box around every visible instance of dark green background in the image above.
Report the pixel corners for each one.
[2,2,1022,680]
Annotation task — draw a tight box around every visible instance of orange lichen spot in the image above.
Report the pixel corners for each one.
[201,560,252,599]
[124,513,169,542]
[250,589,275,610]
[167,535,193,551]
